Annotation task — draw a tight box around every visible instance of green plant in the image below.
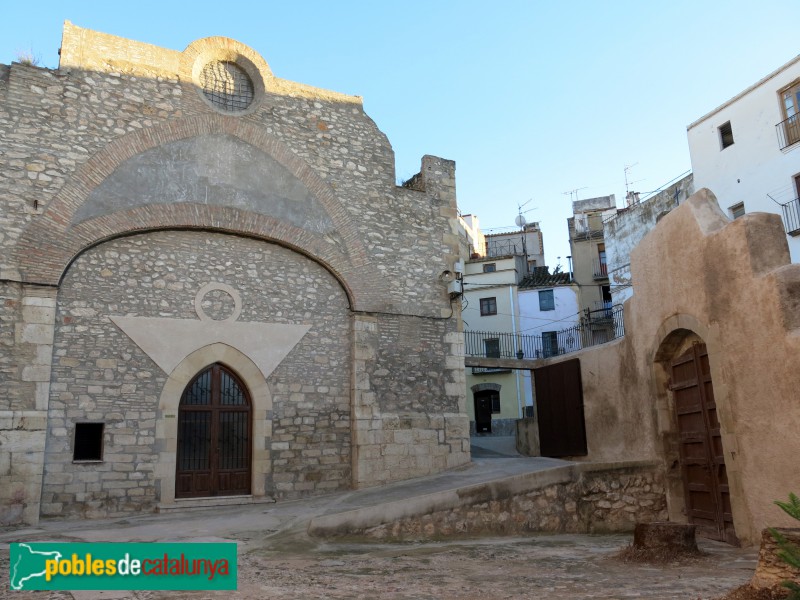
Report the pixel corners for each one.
[770,492,800,598]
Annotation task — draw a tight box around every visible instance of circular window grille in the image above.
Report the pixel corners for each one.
[199,60,254,112]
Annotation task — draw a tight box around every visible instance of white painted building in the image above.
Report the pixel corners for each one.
[687,53,800,261]
[518,270,581,357]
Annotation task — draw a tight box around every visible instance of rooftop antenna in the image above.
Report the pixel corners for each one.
[562,187,588,202]
[624,163,645,206]
[515,200,537,274]
[624,163,639,194]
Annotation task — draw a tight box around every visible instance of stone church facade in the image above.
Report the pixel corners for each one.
[0,22,469,524]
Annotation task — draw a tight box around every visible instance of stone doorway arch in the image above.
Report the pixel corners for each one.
[176,363,252,499]
[156,343,272,508]
[652,321,738,544]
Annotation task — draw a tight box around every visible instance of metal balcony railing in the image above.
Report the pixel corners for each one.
[777,114,800,151]
[781,197,800,236]
[464,306,625,362]
[484,239,523,258]
[592,259,608,279]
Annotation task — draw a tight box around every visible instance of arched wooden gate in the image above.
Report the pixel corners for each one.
[670,343,737,544]
[176,363,252,498]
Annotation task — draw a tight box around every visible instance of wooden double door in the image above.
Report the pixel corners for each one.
[670,344,737,544]
[176,363,252,498]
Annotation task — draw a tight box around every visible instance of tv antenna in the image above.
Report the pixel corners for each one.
[624,163,644,194]
[562,187,587,202]
[515,200,537,273]
[516,199,537,227]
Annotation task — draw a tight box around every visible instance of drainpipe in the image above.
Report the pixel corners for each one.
[509,286,523,419]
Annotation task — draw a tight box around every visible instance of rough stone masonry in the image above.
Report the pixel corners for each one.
[0,21,469,523]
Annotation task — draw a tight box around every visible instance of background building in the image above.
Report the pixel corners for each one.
[605,173,695,306]
[462,253,529,435]
[687,53,800,261]
[518,268,581,357]
[567,195,617,314]
[483,223,545,272]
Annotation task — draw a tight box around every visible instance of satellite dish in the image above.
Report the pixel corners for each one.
[514,214,527,228]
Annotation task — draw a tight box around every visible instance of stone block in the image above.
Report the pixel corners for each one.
[0,430,45,452]
[19,323,54,345]
[21,365,51,382]
[22,305,56,324]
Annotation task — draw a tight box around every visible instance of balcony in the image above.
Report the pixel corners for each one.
[463,305,625,365]
[592,259,608,280]
[776,114,800,151]
[781,197,800,236]
[484,239,523,258]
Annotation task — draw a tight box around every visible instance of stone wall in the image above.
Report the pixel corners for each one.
[751,528,800,591]
[0,23,468,523]
[310,462,667,541]
[40,231,351,518]
[352,316,469,487]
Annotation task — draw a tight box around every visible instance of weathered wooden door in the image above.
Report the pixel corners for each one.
[670,343,737,544]
[474,392,494,433]
[534,358,587,457]
[176,363,251,498]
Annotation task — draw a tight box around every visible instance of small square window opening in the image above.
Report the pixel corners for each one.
[482,263,496,273]
[484,338,501,358]
[538,289,555,311]
[73,422,104,461]
[480,297,497,316]
[719,121,734,149]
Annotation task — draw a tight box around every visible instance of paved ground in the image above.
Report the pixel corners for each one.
[0,438,760,599]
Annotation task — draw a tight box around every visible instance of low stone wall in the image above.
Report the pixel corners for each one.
[469,419,516,436]
[309,461,667,541]
[751,528,800,591]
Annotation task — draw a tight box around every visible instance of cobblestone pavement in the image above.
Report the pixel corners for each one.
[0,531,757,599]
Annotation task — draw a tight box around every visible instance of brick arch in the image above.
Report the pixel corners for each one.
[13,114,371,301]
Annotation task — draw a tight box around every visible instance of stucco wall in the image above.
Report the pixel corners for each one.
[518,286,580,340]
[605,173,694,306]
[544,188,800,546]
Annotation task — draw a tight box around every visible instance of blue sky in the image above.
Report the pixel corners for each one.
[1,1,797,267]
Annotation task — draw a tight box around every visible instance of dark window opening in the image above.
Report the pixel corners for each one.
[484,338,501,358]
[538,289,555,311]
[542,331,558,358]
[719,121,734,149]
[480,297,497,316]
[73,422,104,461]
[483,263,497,273]
[491,395,501,413]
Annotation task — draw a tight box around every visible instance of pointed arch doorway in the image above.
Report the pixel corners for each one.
[176,363,252,498]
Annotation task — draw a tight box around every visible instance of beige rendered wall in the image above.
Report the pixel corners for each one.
[546,188,800,546]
